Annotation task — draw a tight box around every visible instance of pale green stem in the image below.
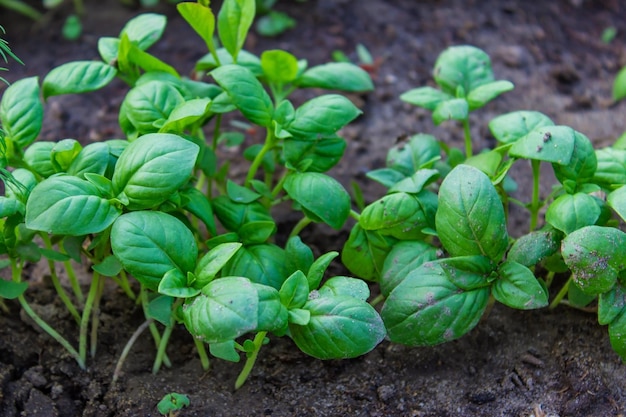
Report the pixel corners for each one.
[369,294,385,307]
[194,338,210,371]
[79,271,101,364]
[63,260,84,305]
[289,216,312,239]
[235,331,267,390]
[462,118,473,158]
[90,275,106,357]
[112,318,153,383]
[12,260,84,369]
[549,276,571,310]
[40,234,80,323]
[529,159,541,232]
[152,299,182,374]
[140,287,172,368]
[245,129,275,188]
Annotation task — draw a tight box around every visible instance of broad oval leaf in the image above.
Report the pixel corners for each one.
[317,276,370,301]
[433,45,495,95]
[217,0,255,61]
[120,13,167,50]
[261,49,299,83]
[112,133,199,210]
[380,241,438,297]
[111,211,198,291]
[386,134,441,175]
[561,225,626,295]
[552,130,596,185]
[341,224,395,281]
[488,110,554,144]
[400,86,453,111]
[123,81,185,134]
[283,136,346,173]
[608,308,626,361]
[509,125,577,165]
[182,276,258,343]
[507,228,562,267]
[360,192,432,240]
[211,196,273,232]
[286,95,361,139]
[381,261,490,346]
[435,164,508,261]
[289,295,385,359]
[211,64,274,127]
[158,268,200,298]
[23,142,55,177]
[279,270,309,309]
[466,80,514,110]
[222,243,288,290]
[25,176,121,236]
[284,172,350,229]
[194,242,243,288]
[298,62,374,92]
[255,283,288,333]
[598,282,626,326]
[177,2,216,53]
[493,261,548,309]
[594,148,626,188]
[432,98,469,125]
[67,142,110,179]
[43,61,117,99]
[0,77,43,149]
[545,193,601,235]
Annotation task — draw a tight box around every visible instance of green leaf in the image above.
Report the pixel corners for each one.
[180,188,217,237]
[282,136,346,173]
[613,65,626,101]
[507,229,562,267]
[436,256,494,290]
[385,134,441,176]
[306,251,338,291]
[112,133,199,210]
[182,277,258,343]
[50,139,82,172]
[509,125,577,165]
[388,169,439,194]
[286,95,361,139]
[432,98,469,125]
[261,49,299,83]
[298,62,374,92]
[92,255,123,277]
[160,98,212,133]
[317,276,370,301]
[279,270,309,309]
[433,45,495,95]
[123,81,185,134]
[488,110,554,144]
[341,224,394,281]
[254,282,288,333]
[608,185,626,223]
[608,308,626,361]
[594,148,626,188]
[196,48,262,76]
[288,308,310,326]
[568,282,596,308]
[561,225,626,295]
[209,340,241,362]
[492,261,548,309]
[255,11,296,37]
[359,192,434,240]
[0,77,43,149]
[194,242,242,288]
[217,0,255,62]
[0,280,28,299]
[158,268,200,298]
[289,295,385,359]
[238,221,276,244]
[146,295,174,326]
[118,35,179,79]
[545,193,601,235]
[120,13,167,51]
[25,176,121,236]
[212,196,272,232]
[400,86,453,111]
[380,241,438,297]
[598,282,626,325]
[157,393,190,415]
[177,2,216,54]
[381,261,490,346]
[552,130,596,185]
[97,37,119,64]
[226,180,261,204]
[223,244,288,289]
[284,172,350,229]
[466,80,514,110]
[111,211,198,291]
[435,164,508,261]
[67,142,110,179]
[285,236,314,277]
[42,61,117,99]
[211,64,274,127]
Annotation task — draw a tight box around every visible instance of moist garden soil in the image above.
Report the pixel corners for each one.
[2,0,626,416]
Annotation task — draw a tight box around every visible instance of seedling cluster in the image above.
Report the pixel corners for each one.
[1,0,625,399]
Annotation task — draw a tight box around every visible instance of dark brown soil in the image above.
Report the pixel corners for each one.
[2,0,626,416]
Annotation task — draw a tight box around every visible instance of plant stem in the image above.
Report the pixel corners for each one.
[112,318,153,383]
[193,338,210,371]
[369,293,385,307]
[40,234,80,323]
[349,209,361,221]
[140,287,172,368]
[116,269,136,301]
[79,271,101,365]
[549,276,571,310]
[245,129,275,188]
[152,299,182,374]
[0,299,8,313]
[235,331,267,390]
[529,159,541,232]
[90,275,106,358]
[63,260,84,305]
[289,216,312,239]
[462,118,473,158]
[11,259,84,368]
